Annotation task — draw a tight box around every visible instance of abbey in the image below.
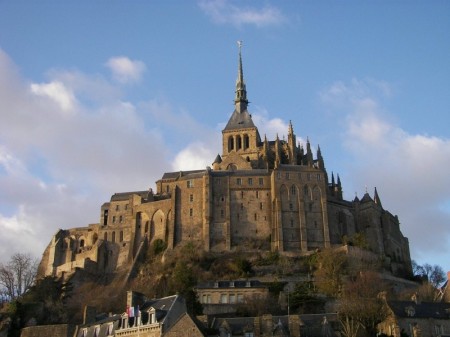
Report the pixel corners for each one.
[38,48,412,279]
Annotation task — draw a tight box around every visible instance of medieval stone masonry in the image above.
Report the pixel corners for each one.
[38,46,412,279]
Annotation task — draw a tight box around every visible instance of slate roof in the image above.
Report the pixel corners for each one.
[223,109,256,131]
[161,170,205,180]
[110,191,149,201]
[387,300,450,319]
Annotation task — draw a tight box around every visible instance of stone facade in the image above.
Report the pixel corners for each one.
[38,46,412,280]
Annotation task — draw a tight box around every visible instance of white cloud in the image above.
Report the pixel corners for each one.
[106,56,146,84]
[320,79,450,267]
[251,106,291,140]
[30,81,77,113]
[172,141,216,171]
[198,0,286,28]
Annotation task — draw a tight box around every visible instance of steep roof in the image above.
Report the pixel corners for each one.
[223,109,256,131]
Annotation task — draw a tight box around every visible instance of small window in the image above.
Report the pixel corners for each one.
[237,178,242,185]
[260,202,263,210]
[259,177,264,186]
[119,215,123,223]
[289,203,293,211]
[317,174,321,181]
[256,190,259,198]
[229,294,236,303]
[166,185,169,193]
[291,185,296,195]
[290,219,294,227]
[125,204,128,210]
[286,173,290,179]
[248,178,253,185]
[220,294,228,303]
[254,213,257,221]
[189,194,194,202]
[112,216,116,223]
[187,180,194,188]
[277,172,281,179]
[115,205,119,211]
[189,208,193,217]
[237,294,244,303]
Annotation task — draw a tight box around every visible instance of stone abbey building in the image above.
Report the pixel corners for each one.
[39,48,412,279]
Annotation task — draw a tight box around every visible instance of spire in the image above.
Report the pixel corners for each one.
[234,41,248,112]
[374,187,383,208]
[288,120,294,135]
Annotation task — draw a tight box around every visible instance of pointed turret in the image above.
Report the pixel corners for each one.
[304,138,313,166]
[287,120,297,164]
[374,187,383,208]
[275,134,281,168]
[317,144,324,169]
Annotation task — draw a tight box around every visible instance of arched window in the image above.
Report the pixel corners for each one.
[244,134,249,149]
[120,231,124,242]
[112,231,116,243]
[291,185,296,195]
[79,239,85,247]
[236,135,242,150]
[104,232,107,241]
[228,136,234,151]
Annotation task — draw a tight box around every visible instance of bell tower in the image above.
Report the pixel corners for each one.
[221,41,261,169]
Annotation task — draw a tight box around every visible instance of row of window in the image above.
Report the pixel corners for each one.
[112,215,124,223]
[103,231,124,243]
[276,172,322,181]
[113,204,129,212]
[236,177,265,186]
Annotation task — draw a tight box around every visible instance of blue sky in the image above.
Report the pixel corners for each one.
[0,1,449,275]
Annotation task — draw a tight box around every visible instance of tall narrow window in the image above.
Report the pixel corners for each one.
[237,178,242,185]
[229,136,234,151]
[259,177,264,185]
[189,208,193,217]
[248,178,253,185]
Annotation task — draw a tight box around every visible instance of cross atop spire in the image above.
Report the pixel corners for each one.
[235,40,248,112]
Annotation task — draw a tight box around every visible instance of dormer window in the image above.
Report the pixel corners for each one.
[405,306,415,317]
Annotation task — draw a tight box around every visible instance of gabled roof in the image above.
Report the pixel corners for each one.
[360,192,373,203]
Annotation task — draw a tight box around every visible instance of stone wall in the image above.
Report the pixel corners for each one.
[20,324,76,337]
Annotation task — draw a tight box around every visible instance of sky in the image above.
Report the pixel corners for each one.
[0,1,449,275]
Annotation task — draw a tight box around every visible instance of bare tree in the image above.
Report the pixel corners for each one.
[0,253,38,301]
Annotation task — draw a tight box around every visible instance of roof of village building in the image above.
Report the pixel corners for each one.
[387,300,450,319]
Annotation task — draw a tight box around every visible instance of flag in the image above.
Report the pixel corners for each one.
[128,305,134,317]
